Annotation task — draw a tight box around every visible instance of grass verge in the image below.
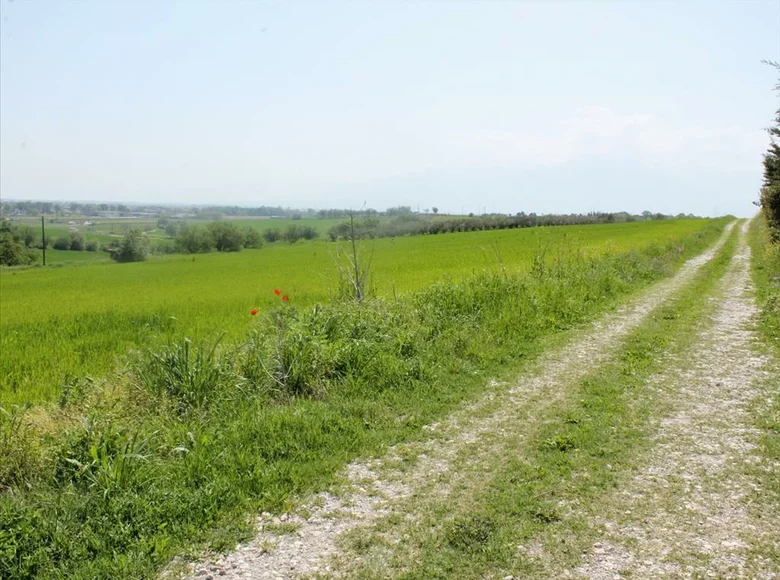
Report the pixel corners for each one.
[747,216,780,525]
[0,221,728,579]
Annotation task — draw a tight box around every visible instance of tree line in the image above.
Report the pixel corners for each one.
[326,210,690,241]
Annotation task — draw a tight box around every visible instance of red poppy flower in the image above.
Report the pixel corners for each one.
[281,295,289,302]
[250,308,258,316]
[274,288,281,296]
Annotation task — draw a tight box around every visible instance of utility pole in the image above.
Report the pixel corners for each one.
[41,212,46,266]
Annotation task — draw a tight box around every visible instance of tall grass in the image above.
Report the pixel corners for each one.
[0,219,727,579]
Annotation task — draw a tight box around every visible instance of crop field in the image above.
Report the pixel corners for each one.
[1,219,721,405]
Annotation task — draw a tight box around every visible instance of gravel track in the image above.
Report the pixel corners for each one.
[553,220,780,579]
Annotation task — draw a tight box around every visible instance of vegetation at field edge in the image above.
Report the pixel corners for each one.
[747,216,780,526]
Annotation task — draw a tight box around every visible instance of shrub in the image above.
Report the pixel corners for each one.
[761,184,780,242]
[175,224,215,253]
[283,224,302,243]
[111,229,149,263]
[207,222,244,252]
[263,228,281,243]
[69,233,85,251]
[0,231,36,266]
[52,236,71,250]
[243,227,262,249]
[85,240,100,252]
[299,225,318,240]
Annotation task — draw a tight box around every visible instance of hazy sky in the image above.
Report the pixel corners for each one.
[1,1,778,216]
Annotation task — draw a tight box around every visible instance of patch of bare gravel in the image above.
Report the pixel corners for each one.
[553,220,780,579]
[178,224,735,580]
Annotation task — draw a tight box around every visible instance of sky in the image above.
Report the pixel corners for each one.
[1,1,779,217]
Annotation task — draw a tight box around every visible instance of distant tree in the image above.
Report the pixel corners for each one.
[263,228,281,243]
[299,225,318,240]
[14,225,37,248]
[432,207,439,214]
[175,224,215,253]
[111,229,149,262]
[69,233,86,251]
[85,240,100,252]
[386,206,413,216]
[0,221,36,266]
[52,236,71,250]
[164,223,178,238]
[207,221,244,252]
[197,211,223,221]
[283,224,302,243]
[243,227,262,249]
[157,218,169,228]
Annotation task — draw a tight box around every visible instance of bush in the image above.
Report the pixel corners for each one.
[174,224,215,254]
[243,228,262,249]
[0,231,37,266]
[110,229,149,263]
[52,236,71,250]
[263,228,281,243]
[207,222,244,252]
[761,184,780,242]
[85,240,100,252]
[69,233,85,251]
[283,224,302,243]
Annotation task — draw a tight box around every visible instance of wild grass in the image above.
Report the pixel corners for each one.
[0,219,728,579]
[1,219,724,404]
[747,216,780,529]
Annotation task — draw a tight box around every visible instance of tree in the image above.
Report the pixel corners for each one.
[432,207,439,214]
[283,224,302,243]
[207,221,244,252]
[243,227,262,249]
[175,224,215,253]
[761,61,780,241]
[111,229,149,262]
[53,236,71,250]
[164,223,178,238]
[263,228,281,243]
[0,221,36,266]
[69,233,86,251]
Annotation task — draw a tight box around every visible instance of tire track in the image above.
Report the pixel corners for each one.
[548,220,780,579]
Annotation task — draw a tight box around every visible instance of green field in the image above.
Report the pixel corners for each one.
[0,219,721,405]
